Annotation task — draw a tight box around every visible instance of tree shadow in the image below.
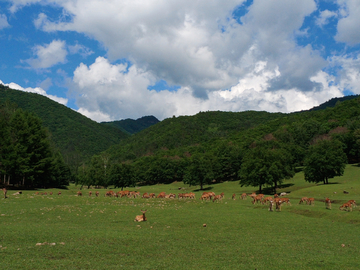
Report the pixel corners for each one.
[262,183,294,195]
[193,186,214,192]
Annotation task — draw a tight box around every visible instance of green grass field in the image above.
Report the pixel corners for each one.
[1,165,359,269]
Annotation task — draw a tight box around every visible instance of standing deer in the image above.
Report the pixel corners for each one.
[2,188,7,199]
[134,210,147,222]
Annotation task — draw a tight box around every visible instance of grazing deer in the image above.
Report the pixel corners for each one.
[157,192,166,198]
[347,200,356,208]
[95,191,99,197]
[77,191,82,196]
[325,198,331,209]
[58,191,61,195]
[275,198,283,211]
[134,210,147,222]
[241,193,247,200]
[339,202,352,212]
[2,188,7,199]
[89,191,92,197]
[307,198,315,205]
[232,193,236,200]
[200,194,210,201]
[299,197,308,204]
[212,194,223,203]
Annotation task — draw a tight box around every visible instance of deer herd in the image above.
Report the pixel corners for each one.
[1,186,358,222]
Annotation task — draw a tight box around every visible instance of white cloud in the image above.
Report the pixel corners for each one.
[70,57,344,122]
[330,54,360,94]
[0,14,10,29]
[335,0,360,45]
[32,0,320,96]
[316,10,337,27]
[8,0,349,121]
[24,39,67,69]
[0,80,68,105]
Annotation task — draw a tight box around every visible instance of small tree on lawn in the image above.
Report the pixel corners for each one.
[304,138,347,184]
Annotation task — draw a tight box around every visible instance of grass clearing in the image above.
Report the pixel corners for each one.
[1,165,360,269]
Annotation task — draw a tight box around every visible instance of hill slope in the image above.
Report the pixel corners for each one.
[0,85,129,170]
[101,115,160,134]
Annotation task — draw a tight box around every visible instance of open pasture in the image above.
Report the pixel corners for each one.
[1,165,360,269]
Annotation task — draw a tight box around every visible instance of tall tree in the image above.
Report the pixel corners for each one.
[304,139,347,184]
[183,153,214,190]
[239,143,294,193]
[109,163,135,190]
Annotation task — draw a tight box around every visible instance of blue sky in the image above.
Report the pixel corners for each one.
[1,0,360,121]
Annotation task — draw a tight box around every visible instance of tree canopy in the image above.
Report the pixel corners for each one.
[304,139,347,184]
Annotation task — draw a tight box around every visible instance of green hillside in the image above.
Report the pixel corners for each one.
[101,115,160,134]
[0,85,129,171]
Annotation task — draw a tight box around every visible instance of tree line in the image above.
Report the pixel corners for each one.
[0,101,71,188]
[75,98,360,192]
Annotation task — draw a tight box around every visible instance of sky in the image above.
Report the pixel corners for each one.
[0,0,360,122]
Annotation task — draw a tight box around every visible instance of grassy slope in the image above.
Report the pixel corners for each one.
[1,166,359,269]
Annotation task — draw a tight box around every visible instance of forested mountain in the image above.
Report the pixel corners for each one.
[309,95,359,111]
[0,85,129,172]
[101,115,160,135]
[76,96,360,190]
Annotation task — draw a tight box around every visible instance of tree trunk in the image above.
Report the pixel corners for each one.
[259,184,262,193]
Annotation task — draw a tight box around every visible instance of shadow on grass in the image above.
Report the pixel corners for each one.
[193,186,214,192]
[262,183,295,195]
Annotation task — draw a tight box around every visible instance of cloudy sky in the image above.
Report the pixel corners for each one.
[1,0,360,122]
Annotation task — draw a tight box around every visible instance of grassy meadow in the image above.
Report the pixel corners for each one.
[1,165,360,269]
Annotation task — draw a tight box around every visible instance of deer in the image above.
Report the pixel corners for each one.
[2,188,7,199]
[307,197,315,205]
[77,191,82,196]
[325,197,331,209]
[89,191,92,197]
[241,193,247,200]
[339,202,352,212]
[134,210,147,222]
[232,193,236,200]
[347,200,356,208]
[95,191,99,197]
[299,197,308,204]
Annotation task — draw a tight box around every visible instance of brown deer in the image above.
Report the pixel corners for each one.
[89,191,92,197]
[325,198,331,209]
[134,210,147,222]
[241,193,247,200]
[232,193,236,200]
[77,191,82,196]
[307,197,315,205]
[2,188,7,199]
[95,191,99,197]
[299,197,308,204]
[339,202,352,212]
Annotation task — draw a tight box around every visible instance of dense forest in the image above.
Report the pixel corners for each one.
[1,84,359,191]
[0,101,71,188]
[77,96,360,191]
[101,116,160,135]
[0,85,129,173]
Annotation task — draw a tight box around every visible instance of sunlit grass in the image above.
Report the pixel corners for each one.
[1,165,359,269]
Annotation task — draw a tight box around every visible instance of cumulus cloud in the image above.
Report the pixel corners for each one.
[0,14,10,29]
[0,80,68,105]
[7,0,350,121]
[24,39,67,69]
[32,0,321,96]
[70,57,344,121]
[335,0,360,45]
